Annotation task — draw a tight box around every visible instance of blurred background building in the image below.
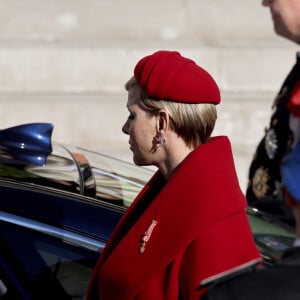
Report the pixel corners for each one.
[0,0,298,190]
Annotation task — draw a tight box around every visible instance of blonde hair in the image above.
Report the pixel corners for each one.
[125,76,217,148]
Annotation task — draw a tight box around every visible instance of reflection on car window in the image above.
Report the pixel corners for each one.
[0,144,81,195]
[0,221,99,299]
[68,146,153,207]
[0,142,153,208]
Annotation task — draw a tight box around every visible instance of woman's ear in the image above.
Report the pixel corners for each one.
[156,109,169,132]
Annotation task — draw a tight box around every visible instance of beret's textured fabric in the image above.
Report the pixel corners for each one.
[134,50,220,104]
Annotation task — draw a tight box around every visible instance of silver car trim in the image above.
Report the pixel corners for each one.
[0,211,105,253]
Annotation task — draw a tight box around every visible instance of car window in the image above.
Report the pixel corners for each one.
[0,144,81,195]
[0,218,100,300]
[78,150,152,207]
[0,143,153,209]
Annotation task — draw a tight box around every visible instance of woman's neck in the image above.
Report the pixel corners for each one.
[158,137,195,180]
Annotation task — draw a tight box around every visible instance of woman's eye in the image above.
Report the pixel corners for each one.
[128,114,135,120]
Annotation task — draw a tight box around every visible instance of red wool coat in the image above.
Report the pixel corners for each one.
[86,136,261,300]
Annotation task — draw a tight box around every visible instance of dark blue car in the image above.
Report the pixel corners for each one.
[0,123,295,299]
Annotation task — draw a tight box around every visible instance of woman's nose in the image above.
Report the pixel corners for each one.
[122,121,129,135]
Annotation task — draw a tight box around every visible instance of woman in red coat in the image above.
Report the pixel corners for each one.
[86,50,261,300]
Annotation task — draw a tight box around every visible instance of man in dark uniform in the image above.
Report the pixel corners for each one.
[246,0,300,226]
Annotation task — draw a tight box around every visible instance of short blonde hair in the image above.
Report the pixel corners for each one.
[125,76,217,148]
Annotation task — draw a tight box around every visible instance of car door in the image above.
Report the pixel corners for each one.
[0,214,101,300]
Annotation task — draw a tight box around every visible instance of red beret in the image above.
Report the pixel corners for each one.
[134,50,220,104]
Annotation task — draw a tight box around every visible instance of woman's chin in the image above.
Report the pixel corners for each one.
[133,156,149,167]
[133,159,144,166]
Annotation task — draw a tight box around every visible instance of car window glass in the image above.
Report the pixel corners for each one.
[0,144,81,195]
[0,221,98,300]
[68,146,153,207]
[0,142,153,208]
